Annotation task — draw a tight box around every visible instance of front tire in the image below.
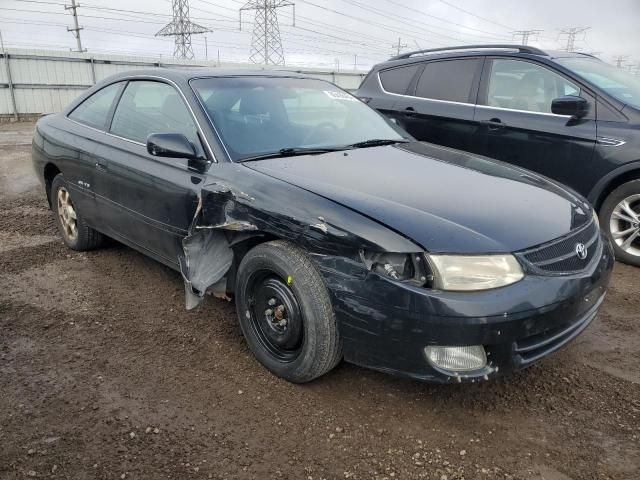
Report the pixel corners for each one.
[600,179,640,266]
[51,174,104,251]
[235,240,342,383]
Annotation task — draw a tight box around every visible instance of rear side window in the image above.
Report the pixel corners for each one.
[379,65,420,95]
[415,59,480,103]
[68,82,122,130]
[110,81,198,145]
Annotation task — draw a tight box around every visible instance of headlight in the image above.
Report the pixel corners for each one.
[361,251,429,284]
[426,254,523,291]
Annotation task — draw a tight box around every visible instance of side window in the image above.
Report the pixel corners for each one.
[68,82,123,130]
[110,81,198,145]
[415,59,480,103]
[379,65,420,95]
[487,59,581,113]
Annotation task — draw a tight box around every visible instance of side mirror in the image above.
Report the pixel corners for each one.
[147,133,199,160]
[551,96,589,118]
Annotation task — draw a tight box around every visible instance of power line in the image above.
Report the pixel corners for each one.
[435,0,517,31]
[559,26,590,52]
[156,0,210,59]
[378,0,512,39]
[240,0,294,65]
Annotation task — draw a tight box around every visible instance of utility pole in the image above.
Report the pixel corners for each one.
[353,54,357,71]
[240,1,295,66]
[204,36,208,60]
[65,0,86,52]
[156,0,210,60]
[613,55,630,68]
[0,30,18,120]
[392,37,407,56]
[559,27,590,52]
[511,30,542,46]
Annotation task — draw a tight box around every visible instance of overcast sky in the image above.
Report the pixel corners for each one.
[1,0,639,71]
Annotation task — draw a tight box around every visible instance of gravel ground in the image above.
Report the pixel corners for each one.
[1,121,639,480]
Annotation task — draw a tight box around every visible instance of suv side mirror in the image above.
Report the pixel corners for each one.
[551,96,589,118]
[147,133,199,160]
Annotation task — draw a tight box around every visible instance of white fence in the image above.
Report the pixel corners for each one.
[0,49,368,119]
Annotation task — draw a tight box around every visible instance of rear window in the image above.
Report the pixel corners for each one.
[379,65,420,95]
[68,82,123,130]
[414,59,480,103]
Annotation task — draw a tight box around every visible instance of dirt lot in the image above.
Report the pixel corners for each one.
[1,121,639,480]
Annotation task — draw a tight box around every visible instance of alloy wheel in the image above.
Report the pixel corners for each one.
[609,193,640,257]
[57,187,78,242]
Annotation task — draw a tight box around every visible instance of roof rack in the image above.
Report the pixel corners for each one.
[389,44,547,61]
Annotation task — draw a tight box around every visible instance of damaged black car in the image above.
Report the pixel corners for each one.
[32,70,614,383]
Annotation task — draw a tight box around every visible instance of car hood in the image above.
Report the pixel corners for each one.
[243,142,591,253]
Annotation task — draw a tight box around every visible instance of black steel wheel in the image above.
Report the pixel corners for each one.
[235,240,342,383]
[246,272,304,362]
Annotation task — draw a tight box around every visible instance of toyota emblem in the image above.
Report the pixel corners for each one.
[575,243,588,260]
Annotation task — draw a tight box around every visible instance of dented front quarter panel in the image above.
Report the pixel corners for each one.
[179,162,421,309]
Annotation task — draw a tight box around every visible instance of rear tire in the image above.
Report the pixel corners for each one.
[51,174,104,251]
[600,179,640,267]
[235,240,342,383]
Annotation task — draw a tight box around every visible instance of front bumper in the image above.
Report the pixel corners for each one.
[313,235,614,383]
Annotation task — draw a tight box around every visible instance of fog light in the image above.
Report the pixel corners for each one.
[424,345,487,372]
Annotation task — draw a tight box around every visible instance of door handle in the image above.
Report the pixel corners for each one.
[480,118,506,131]
[404,106,416,117]
[95,161,108,172]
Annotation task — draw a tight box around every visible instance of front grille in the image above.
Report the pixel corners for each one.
[514,295,604,367]
[516,220,600,275]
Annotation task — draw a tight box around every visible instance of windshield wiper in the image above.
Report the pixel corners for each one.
[347,138,410,149]
[238,147,344,162]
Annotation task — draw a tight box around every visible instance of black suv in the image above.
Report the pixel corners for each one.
[357,45,640,266]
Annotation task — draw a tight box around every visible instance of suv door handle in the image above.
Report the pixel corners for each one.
[480,118,506,131]
[95,161,108,172]
[404,106,416,117]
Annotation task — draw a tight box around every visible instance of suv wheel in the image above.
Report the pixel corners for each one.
[600,179,640,266]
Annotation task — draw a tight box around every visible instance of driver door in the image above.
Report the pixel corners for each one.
[473,58,598,193]
[93,80,207,267]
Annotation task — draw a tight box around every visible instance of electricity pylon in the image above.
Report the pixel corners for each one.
[240,0,295,65]
[156,0,210,60]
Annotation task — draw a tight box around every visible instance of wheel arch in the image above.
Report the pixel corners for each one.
[589,161,640,211]
[43,162,61,208]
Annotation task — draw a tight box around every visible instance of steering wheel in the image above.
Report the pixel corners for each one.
[302,122,339,145]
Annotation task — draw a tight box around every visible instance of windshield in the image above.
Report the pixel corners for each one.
[557,57,640,109]
[191,76,406,161]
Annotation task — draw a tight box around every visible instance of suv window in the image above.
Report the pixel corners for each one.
[415,59,480,103]
[68,82,123,130]
[110,81,198,145]
[487,59,580,114]
[379,65,420,95]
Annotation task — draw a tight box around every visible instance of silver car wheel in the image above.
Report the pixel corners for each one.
[609,193,640,257]
[57,187,78,242]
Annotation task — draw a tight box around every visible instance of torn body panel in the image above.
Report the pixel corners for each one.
[177,165,422,310]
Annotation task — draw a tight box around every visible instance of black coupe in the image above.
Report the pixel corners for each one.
[32,69,613,383]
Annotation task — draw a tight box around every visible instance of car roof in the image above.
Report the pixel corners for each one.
[104,68,314,83]
[373,45,598,70]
